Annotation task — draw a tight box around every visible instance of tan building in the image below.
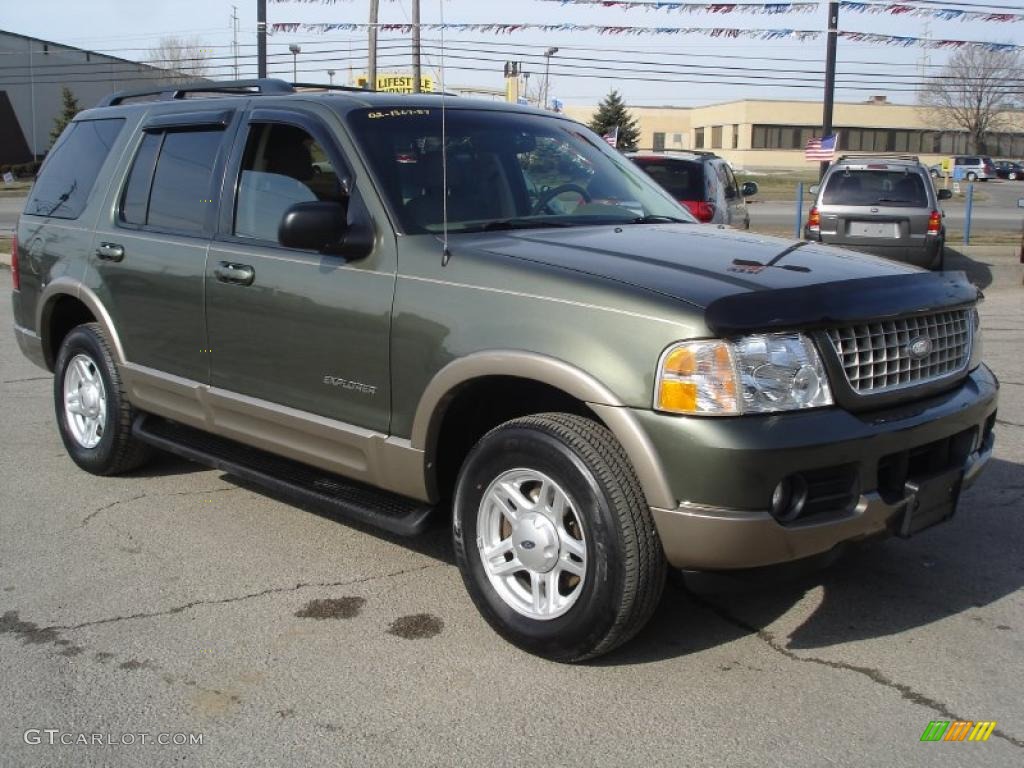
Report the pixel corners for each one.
[562,97,1024,170]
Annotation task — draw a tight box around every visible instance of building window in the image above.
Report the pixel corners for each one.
[672,132,683,145]
[732,124,739,149]
[711,126,723,149]
[653,132,665,152]
[694,127,704,149]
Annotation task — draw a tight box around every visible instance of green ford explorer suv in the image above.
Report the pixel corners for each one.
[11,80,998,662]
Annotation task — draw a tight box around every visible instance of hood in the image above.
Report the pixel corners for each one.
[455,224,977,332]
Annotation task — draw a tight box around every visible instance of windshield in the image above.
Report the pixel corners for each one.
[346,107,695,233]
[822,170,929,208]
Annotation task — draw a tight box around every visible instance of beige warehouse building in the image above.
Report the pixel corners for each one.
[562,97,1024,170]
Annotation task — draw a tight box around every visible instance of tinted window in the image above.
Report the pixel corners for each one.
[120,132,161,225]
[633,159,704,201]
[146,130,224,233]
[26,118,124,219]
[822,171,928,208]
[234,123,344,243]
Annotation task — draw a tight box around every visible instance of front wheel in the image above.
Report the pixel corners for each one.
[453,413,666,662]
[54,323,153,475]
[966,172,978,182]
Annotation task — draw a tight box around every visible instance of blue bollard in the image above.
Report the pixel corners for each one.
[963,183,973,246]
[795,182,804,240]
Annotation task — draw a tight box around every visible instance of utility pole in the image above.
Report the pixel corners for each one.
[232,5,240,79]
[543,47,558,110]
[412,0,421,92]
[289,44,301,82]
[367,0,379,90]
[820,1,838,178]
[257,0,267,78]
[327,69,335,85]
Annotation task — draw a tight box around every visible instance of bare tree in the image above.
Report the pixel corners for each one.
[147,36,212,83]
[918,47,1024,154]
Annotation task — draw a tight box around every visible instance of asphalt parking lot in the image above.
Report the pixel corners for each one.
[1,265,1022,767]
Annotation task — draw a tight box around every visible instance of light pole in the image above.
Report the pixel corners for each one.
[327,69,335,85]
[289,44,301,82]
[543,47,558,110]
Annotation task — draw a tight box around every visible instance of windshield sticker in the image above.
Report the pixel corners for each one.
[367,108,431,119]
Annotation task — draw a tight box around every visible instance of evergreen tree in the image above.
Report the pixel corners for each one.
[588,90,640,152]
[50,87,80,147]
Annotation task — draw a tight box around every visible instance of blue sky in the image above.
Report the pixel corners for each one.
[2,0,1021,106]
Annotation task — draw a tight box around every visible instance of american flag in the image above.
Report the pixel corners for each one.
[602,126,619,148]
[805,134,838,161]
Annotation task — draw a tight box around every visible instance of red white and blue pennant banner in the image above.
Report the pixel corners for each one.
[536,0,1024,23]
[269,0,1024,24]
[270,22,1023,51]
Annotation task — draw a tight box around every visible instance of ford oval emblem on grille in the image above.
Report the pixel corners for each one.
[520,540,536,550]
[908,336,932,360]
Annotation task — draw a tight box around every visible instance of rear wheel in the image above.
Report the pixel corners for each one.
[54,323,153,475]
[453,413,666,662]
[966,171,978,182]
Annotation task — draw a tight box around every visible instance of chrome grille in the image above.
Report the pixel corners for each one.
[826,309,972,394]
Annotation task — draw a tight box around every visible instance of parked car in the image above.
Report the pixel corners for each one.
[806,154,952,269]
[928,156,997,182]
[629,151,755,228]
[12,80,997,662]
[993,160,1023,180]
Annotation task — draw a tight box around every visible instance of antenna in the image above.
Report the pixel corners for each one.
[439,0,451,266]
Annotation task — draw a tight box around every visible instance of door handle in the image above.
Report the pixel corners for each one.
[95,242,124,262]
[214,261,255,286]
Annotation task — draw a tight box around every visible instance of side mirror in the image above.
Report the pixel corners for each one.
[937,188,953,200]
[278,200,373,259]
[740,181,758,197]
[808,184,820,195]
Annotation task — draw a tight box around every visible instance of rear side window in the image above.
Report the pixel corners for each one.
[822,170,928,208]
[120,128,225,234]
[26,118,124,219]
[633,159,704,201]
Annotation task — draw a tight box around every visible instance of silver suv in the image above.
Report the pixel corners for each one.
[805,154,952,269]
[630,151,756,229]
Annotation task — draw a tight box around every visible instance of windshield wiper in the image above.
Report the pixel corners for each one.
[629,214,692,224]
[874,198,914,204]
[477,218,577,232]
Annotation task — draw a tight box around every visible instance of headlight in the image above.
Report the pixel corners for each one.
[968,307,983,370]
[656,333,833,415]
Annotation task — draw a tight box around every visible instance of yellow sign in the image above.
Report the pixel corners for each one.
[941,157,954,174]
[355,73,434,93]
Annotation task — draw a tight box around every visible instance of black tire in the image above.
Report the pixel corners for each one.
[966,172,977,182]
[929,169,939,179]
[453,413,666,662]
[53,323,153,475]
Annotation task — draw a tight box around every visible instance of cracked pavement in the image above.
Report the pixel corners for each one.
[1,268,1022,767]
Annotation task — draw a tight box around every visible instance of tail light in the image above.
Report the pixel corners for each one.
[806,206,820,234]
[681,200,716,223]
[10,232,18,291]
[927,210,941,236]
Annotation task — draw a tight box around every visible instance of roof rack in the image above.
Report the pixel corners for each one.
[291,82,375,94]
[835,153,920,164]
[97,78,321,107]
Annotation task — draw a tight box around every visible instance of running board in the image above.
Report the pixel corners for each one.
[132,415,434,536]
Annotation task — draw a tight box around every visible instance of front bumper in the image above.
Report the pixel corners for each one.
[643,365,999,569]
